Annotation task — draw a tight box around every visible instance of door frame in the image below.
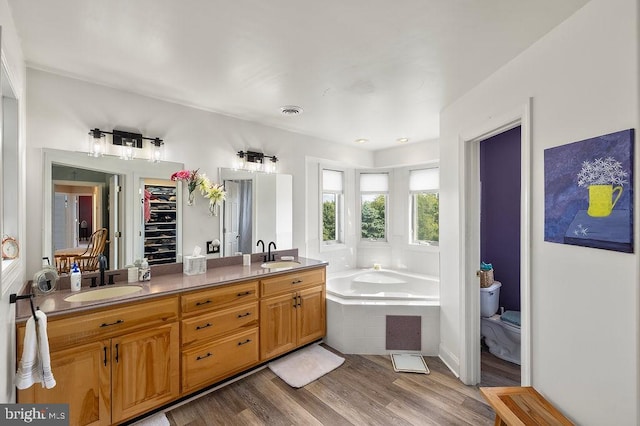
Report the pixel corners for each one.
[459,99,532,385]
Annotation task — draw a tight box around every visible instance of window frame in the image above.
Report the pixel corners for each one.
[320,167,345,249]
[358,171,390,243]
[408,167,439,247]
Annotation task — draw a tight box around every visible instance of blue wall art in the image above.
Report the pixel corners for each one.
[544,129,634,253]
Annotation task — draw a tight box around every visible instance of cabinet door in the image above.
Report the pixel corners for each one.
[260,292,297,360]
[17,340,110,426]
[111,323,179,423]
[297,285,326,346]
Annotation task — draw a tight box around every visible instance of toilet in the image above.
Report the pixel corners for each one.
[480,281,521,365]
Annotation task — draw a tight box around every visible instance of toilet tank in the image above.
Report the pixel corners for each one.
[480,281,502,318]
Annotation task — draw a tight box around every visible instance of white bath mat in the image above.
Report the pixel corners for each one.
[390,353,430,374]
[268,344,345,388]
[131,412,170,426]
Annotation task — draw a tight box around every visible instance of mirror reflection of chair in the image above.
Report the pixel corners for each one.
[54,254,74,275]
[75,228,108,272]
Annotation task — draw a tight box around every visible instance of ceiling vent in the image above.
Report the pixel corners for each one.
[280,105,303,116]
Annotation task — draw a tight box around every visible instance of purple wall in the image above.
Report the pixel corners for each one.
[480,126,521,312]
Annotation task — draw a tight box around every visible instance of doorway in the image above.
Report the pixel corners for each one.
[460,101,531,386]
[479,126,522,386]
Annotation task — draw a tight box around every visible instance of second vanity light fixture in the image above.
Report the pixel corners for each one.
[236,150,278,173]
[88,128,164,162]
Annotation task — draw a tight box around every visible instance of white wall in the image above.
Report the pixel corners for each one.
[439,0,638,424]
[24,68,373,277]
[0,0,27,403]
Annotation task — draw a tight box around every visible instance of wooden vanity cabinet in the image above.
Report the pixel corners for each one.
[16,296,180,426]
[180,281,260,394]
[260,267,326,360]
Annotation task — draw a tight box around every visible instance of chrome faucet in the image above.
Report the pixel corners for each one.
[257,240,266,262]
[268,242,276,262]
[98,254,108,286]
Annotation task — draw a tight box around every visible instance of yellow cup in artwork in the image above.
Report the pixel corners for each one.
[587,184,623,217]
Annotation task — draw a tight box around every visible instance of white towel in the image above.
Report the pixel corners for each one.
[15,310,56,390]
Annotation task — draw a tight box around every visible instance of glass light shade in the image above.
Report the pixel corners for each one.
[121,140,135,160]
[88,130,106,157]
[150,140,164,163]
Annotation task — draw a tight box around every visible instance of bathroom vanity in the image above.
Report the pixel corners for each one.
[15,257,326,426]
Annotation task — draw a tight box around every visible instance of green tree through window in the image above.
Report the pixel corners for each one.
[414,193,439,242]
[322,196,336,241]
[361,194,386,239]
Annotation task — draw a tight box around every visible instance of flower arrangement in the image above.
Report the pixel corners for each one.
[170,168,226,214]
[577,157,628,187]
[170,169,202,205]
[199,175,226,216]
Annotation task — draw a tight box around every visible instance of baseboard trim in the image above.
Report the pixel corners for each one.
[438,343,460,378]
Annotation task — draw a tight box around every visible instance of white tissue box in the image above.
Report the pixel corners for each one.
[183,255,206,275]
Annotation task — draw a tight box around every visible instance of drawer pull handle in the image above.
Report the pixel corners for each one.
[297,295,302,307]
[196,352,212,361]
[115,344,119,363]
[237,312,251,318]
[292,279,303,284]
[103,347,107,367]
[236,291,251,297]
[292,294,297,308]
[195,300,212,306]
[100,319,124,328]
[196,323,212,330]
[237,339,252,346]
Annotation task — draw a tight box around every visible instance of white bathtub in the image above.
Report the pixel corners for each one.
[325,268,440,355]
[326,268,439,303]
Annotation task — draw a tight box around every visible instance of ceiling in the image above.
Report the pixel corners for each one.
[8,0,589,151]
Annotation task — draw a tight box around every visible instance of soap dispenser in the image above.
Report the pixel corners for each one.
[70,262,82,292]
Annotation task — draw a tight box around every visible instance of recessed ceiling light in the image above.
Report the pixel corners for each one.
[280,105,303,115]
[355,138,368,144]
[397,137,409,143]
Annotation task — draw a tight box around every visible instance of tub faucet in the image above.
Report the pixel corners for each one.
[257,240,266,261]
[98,254,107,286]
[268,242,276,262]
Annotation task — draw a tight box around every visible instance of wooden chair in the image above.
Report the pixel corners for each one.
[75,228,108,272]
[54,254,74,275]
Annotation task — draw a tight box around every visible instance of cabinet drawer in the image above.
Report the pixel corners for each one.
[182,328,259,393]
[261,268,325,297]
[18,296,179,351]
[181,281,258,315]
[181,302,258,347]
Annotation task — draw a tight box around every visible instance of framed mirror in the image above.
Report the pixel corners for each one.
[219,168,293,257]
[43,148,184,274]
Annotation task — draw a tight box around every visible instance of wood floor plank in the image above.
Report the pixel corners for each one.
[165,345,518,425]
[251,370,324,425]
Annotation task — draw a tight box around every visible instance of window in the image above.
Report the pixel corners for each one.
[360,172,388,241]
[410,168,439,245]
[322,169,344,244]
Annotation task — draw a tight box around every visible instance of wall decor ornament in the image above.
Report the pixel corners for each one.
[544,129,634,253]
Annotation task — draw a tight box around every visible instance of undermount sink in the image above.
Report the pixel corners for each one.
[64,285,143,303]
[260,260,301,269]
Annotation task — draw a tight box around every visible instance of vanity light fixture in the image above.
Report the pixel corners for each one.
[87,128,165,162]
[236,150,278,173]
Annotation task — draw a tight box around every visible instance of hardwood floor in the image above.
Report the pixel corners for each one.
[165,345,516,426]
[480,346,521,388]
